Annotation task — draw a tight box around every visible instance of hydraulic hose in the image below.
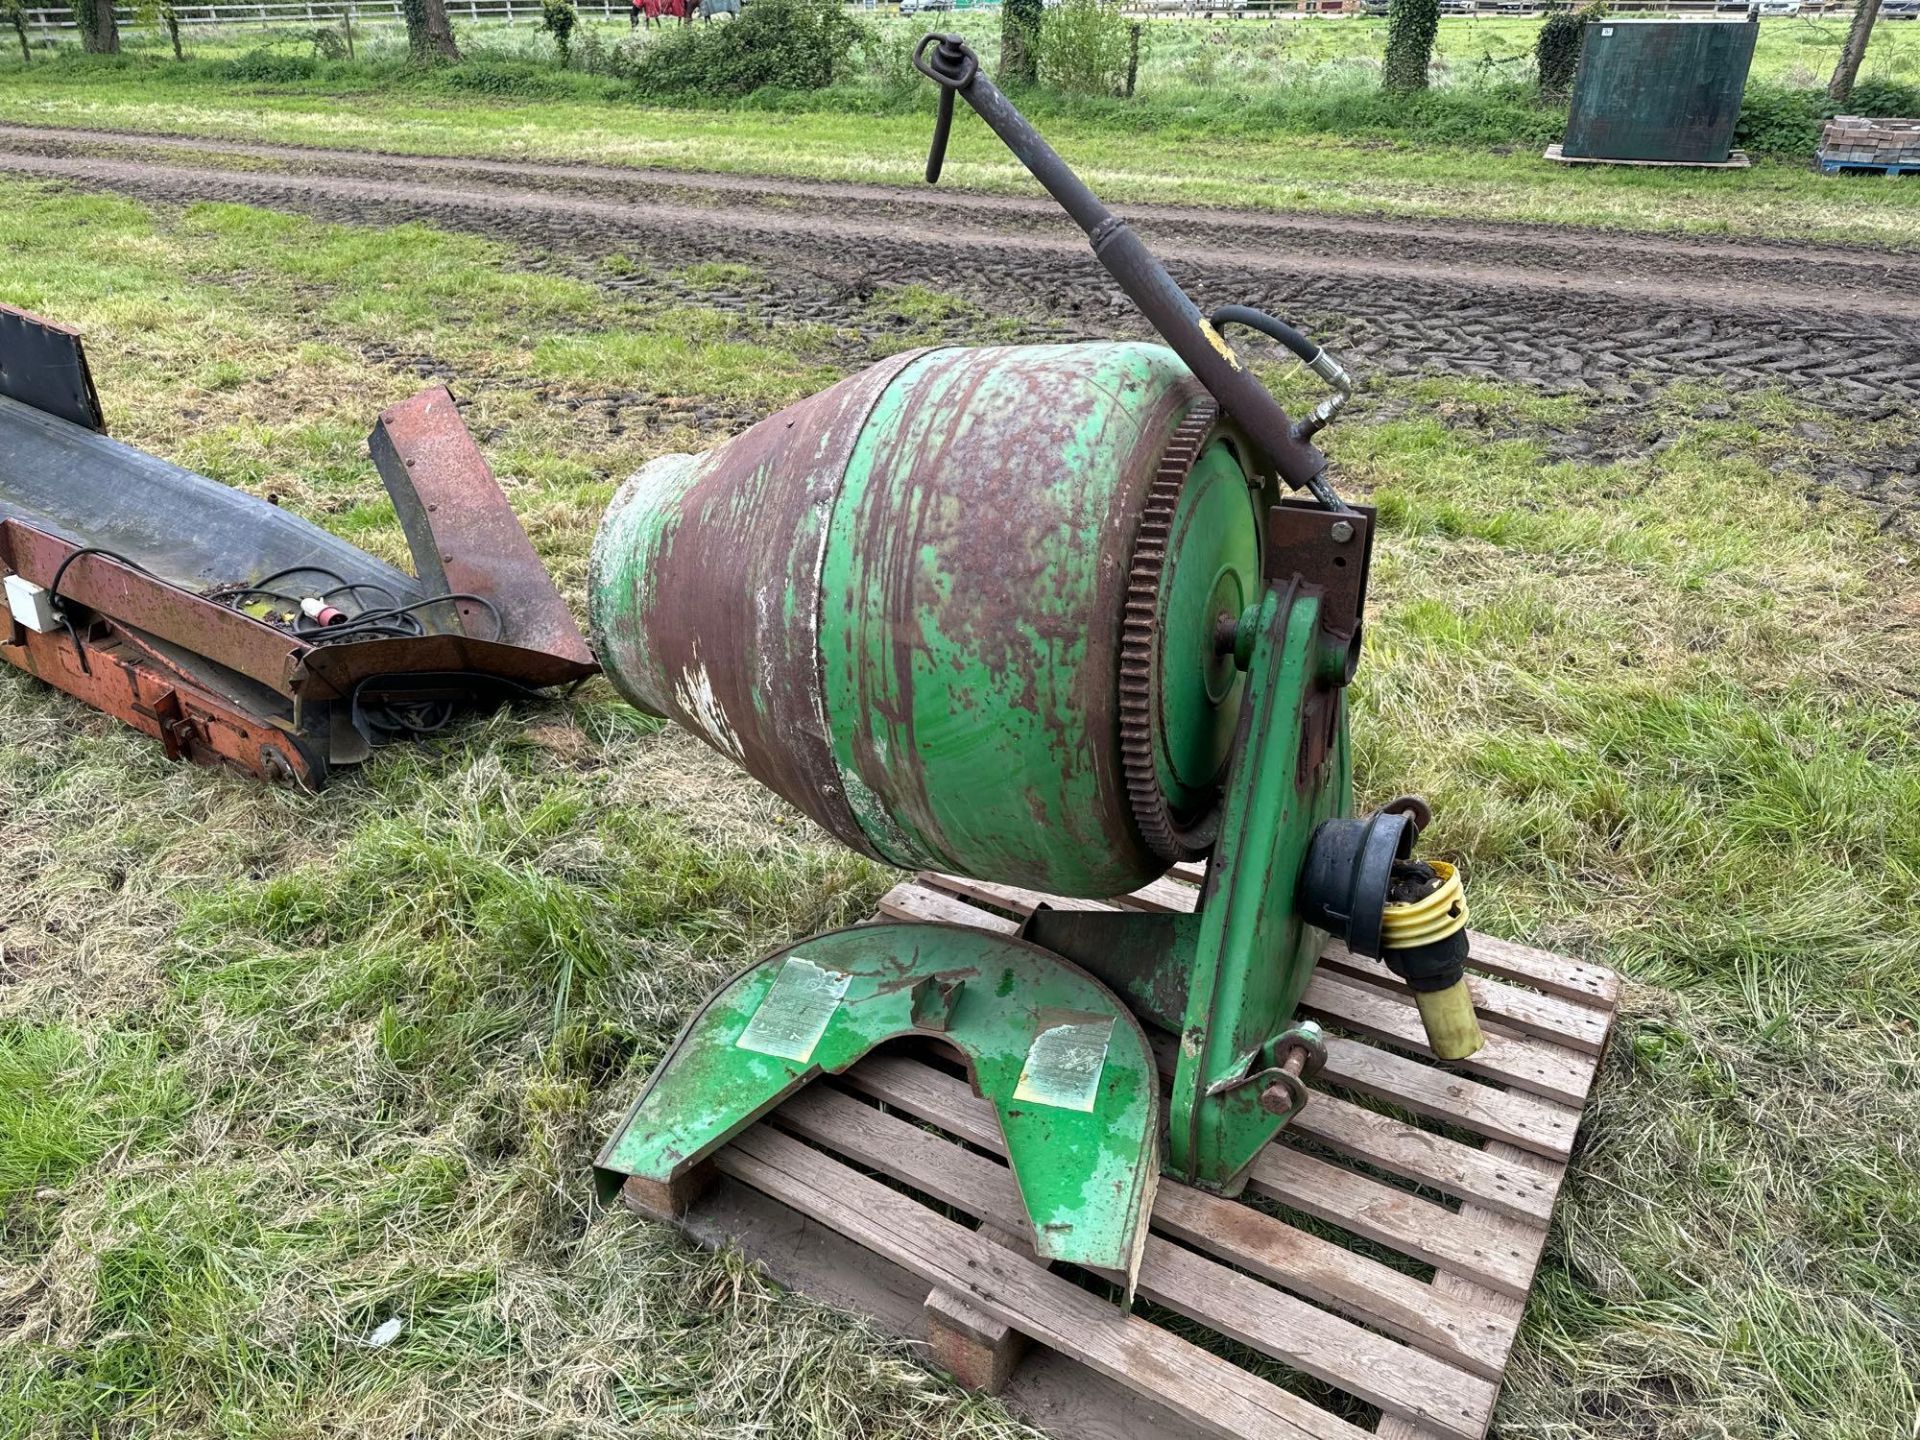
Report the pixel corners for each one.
[1209,304,1319,366]
[1210,305,1354,444]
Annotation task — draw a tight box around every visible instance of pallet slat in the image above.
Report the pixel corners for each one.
[1456,933,1619,1007]
[1543,142,1752,169]
[716,1129,1359,1440]
[879,883,1021,932]
[1374,1143,1554,1440]
[924,1219,1037,1393]
[926,871,1114,917]
[1112,873,1203,913]
[639,871,1617,1440]
[1303,969,1601,1107]
[847,1055,1518,1381]
[1285,1090,1559,1226]
[675,1175,1211,1440]
[1243,1144,1544,1299]
[1318,1035,1580,1160]
[776,1086,1497,1440]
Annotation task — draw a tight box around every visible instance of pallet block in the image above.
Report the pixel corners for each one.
[622,864,1621,1440]
[1544,142,1751,169]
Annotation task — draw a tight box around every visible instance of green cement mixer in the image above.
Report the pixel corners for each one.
[590,35,1482,1296]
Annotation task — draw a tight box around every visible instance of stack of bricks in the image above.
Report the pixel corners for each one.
[1818,115,1920,170]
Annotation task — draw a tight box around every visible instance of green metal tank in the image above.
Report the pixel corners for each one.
[589,341,1275,898]
[1561,17,1758,165]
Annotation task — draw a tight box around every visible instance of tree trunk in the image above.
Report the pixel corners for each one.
[401,0,460,60]
[165,6,182,58]
[10,11,28,62]
[1382,0,1438,92]
[72,0,120,53]
[1828,0,1880,103]
[1000,0,1041,85]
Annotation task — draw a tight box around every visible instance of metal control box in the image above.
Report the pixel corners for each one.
[3,573,55,633]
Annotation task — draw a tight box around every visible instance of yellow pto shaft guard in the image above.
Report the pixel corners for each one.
[1382,861,1484,1061]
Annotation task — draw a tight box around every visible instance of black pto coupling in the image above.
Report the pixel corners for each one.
[1296,797,1484,1060]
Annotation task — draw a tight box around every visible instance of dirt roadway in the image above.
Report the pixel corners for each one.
[2,122,1916,477]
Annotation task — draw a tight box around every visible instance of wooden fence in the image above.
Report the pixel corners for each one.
[18,0,1834,33]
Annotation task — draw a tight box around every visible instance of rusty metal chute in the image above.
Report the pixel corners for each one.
[0,304,597,786]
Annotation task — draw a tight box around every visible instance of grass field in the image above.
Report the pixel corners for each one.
[3,12,1920,246]
[1,172,1916,1438]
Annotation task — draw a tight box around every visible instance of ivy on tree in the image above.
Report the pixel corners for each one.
[1535,3,1589,100]
[4,0,29,63]
[1002,0,1043,85]
[401,0,461,61]
[69,0,119,53]
[1382,0,1438,93]
[540,0,577,66]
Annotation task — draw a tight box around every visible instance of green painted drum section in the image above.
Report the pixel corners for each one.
[593,923,1161,1285]
[818,343,1214,895]
[591,341,1242,899]
[1154,440,1259,814]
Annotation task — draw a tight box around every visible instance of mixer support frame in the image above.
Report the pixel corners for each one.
[617,866,1620,1440]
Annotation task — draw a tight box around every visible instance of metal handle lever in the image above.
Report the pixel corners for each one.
[914,33,976,185]
[913,33,1340,505]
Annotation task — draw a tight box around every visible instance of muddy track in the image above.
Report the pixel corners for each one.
[3,124,1918,418]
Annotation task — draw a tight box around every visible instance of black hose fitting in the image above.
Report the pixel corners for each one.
[1295,808,1417,960]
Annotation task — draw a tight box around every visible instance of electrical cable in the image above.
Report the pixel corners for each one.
[350,670,553,744]
[220,587,508,742]
[45,545,155,677]
[37,546,510,739]
[295,592,505,646]
[208,577,503,647]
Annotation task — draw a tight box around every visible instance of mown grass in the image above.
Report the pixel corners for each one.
[1,177,1917,1438]
[3,15,1919,245]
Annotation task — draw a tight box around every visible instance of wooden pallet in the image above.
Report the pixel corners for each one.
[1817,157,1920,176]
[1543,142,1752,169]
[621,865,1620,1440]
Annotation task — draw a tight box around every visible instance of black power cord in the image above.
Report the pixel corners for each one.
[208,571,504,647]
[44,545,156,677]
[36,548,510,739]
[299,593,505,647]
